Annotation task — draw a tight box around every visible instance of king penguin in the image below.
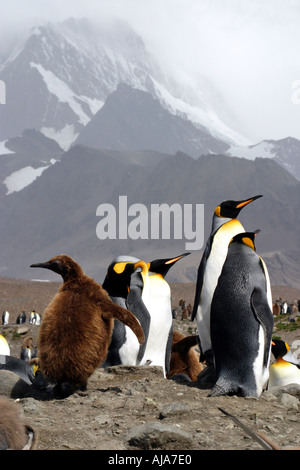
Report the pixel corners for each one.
[209,232,274,397]
[102,253,188,377]
[142,253,190,376]
[2,311,9,326]
[268,339,300,389]
[102,255,150,368]
[191,195,263,367]
[30,254,145,395]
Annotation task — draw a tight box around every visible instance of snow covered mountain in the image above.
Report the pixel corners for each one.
[74,83,229,157]
[227,136,300,181]
[0,17,247,151]
[0,129,63,197]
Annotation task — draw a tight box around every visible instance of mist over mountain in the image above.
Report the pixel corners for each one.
[0,17,243,151]
[0,17,299,288]
[74,83,229,157]
[227,137,300,182]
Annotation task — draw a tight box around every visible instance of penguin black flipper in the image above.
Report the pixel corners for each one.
[102,317,127,368]
[250,286,274,368]
[191,237,213,322]
[0,355,36,385]
[165,328,173,376]
[127,270,151,363]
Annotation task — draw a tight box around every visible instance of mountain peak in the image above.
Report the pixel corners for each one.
[0,17,245,150]
[75,83,229,157]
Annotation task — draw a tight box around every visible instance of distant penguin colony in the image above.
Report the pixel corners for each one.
[30,254,145,394]
[209,232,274,397]
[16,311,27,324]
[20,337,34,362]
[2,311,9,325]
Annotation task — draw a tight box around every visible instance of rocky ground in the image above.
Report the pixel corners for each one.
[1,277,300,453]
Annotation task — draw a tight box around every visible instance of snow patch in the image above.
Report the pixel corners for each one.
[227,141,276,160]
[41,124,79,151]
[4,165,49,195]
[0,140,15,155]
[152,79,250,147]
[30,62,93,125]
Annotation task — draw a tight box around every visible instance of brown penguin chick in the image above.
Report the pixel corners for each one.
[20,336,34,361]
[272,302,281,316]
[167,330,204,382]
[30,255,145,391]
[22,336,33,348]
[0,397,37,450]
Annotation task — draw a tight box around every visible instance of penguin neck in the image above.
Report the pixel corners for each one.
[211,214,233,233]
[60,264,85,284]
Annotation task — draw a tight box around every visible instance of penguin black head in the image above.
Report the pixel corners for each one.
[102,256,141,297]
[147,253,190,278]
[271,339,289,359]
[215,195,262,219]
[230,230,260,251]
[30,254,84,282]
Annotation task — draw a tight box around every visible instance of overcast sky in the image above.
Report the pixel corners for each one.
[1,0,300,143]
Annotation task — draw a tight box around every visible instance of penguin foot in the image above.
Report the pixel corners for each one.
[208,383,227,397]
[54,381,83,398]
[196,365,217,389]
[169,373,192,384]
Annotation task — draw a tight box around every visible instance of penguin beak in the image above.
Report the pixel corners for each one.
[147,253,190,277]
[30,262,52,270]
[165,254,190,265]
[235,195,263,209]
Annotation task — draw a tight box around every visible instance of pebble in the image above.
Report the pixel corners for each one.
[158,402,190,419]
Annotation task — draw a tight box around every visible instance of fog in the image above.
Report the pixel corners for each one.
[1,0,300,143]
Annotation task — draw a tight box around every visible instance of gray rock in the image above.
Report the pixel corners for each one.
[278,393,299,409]
[269,384,300,398]
[127,421,193,450]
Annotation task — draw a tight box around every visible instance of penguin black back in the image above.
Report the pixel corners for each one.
[210,232,273,397]
[191,196,263,366]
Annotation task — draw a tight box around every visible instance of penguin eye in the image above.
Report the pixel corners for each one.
[52,260,62,268]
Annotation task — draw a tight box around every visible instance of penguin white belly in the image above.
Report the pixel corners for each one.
[252,325,271,396]
[196,221,244,354]
[139,275,172,376]
[118,327,140,365]
[268,359,300,389]
[259,257,273,311]
[0,335,10,355]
